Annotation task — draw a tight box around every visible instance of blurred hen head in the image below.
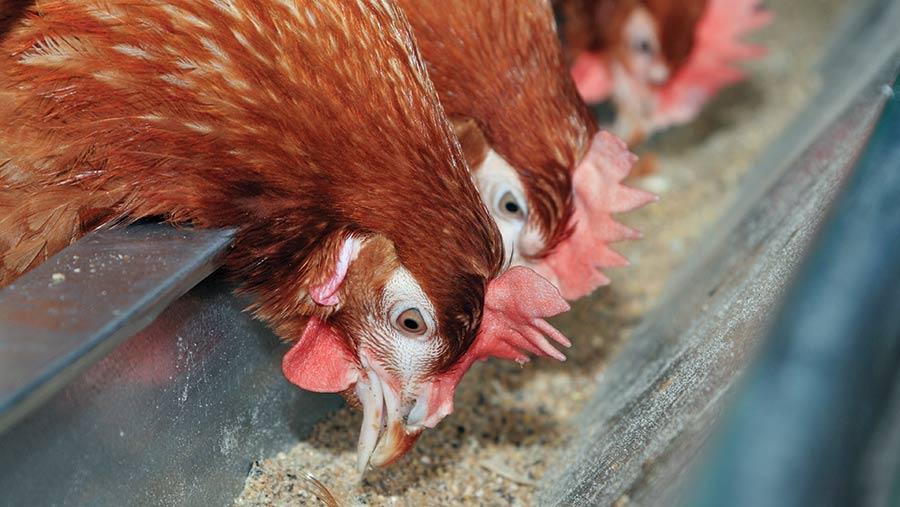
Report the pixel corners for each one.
[565,0,706,96]
[564,0,772,136]
[626,0,706,86]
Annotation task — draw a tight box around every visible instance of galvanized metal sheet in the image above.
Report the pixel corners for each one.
[0,224,234,434]
[0,273,343,506]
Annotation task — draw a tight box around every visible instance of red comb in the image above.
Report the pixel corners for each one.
[472,266,572,363]
[535,131,656,300]
[420,266,571,427]
[651,0,772,129]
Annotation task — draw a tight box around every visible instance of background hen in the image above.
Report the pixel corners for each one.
[562,0,772,142]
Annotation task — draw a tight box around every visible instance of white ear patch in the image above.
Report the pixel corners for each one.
[474,150,546,262]
[383,268,435,332]
[379,267,441,384]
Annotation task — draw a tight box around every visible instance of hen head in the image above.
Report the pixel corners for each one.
[566,0,667,103]
[566,0,771,140]
[279,232,571,472]
[453,120,654,301]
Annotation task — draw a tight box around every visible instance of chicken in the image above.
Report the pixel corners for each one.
[0,0,571,470]
[397,0,657,300]
[561,0,772,142]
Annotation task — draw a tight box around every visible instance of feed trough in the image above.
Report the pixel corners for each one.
[2,1,899,505]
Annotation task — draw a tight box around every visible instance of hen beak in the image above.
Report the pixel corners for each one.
[355,358,426,473]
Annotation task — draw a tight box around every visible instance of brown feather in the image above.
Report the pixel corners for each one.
[398,0,597,255]
[643,0,706,70]
[0,0,30,37]
[560,0,638,56]
[449,118,490,172]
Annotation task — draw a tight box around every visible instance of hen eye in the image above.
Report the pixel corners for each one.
[396,308,427,335]
[498,191,525,220]
[633,38,654,55]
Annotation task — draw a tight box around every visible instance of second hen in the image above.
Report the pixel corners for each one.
[398,0,656,300]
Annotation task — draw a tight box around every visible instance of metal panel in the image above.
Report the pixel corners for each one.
[0,225,343,506]
[690,75,900,507]
[0,274,343,507]
[0,224,234,434]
